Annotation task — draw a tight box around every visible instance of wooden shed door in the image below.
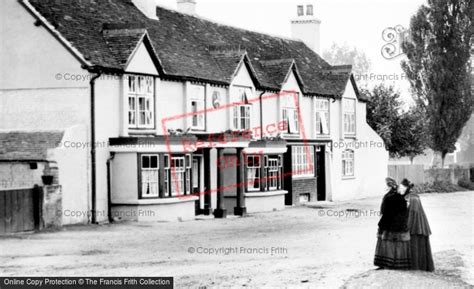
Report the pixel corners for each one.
[0,187,37,234]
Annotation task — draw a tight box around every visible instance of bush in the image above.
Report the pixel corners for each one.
[412,181,468,194]
[458,178,474,190]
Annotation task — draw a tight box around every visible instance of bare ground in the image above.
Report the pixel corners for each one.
[0,191,472,288]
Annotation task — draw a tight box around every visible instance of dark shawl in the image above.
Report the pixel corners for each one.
[378,188,409,233]
[407,194,432,236]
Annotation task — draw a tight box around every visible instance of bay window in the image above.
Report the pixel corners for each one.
[128,75,154,129]
[343,98,356,135]
[170,156,186,196]
[246,155,261,191]
[315,98,330,135]
[140,154,159,198]
[190,84,205,130]
[342,149,355,177]
[292,146,314,178]
[265,155,283,190]
[139,154,192,199]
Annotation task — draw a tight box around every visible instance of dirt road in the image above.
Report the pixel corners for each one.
[1,192,472,288]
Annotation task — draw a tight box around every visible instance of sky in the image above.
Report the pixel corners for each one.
[153,0,427,103]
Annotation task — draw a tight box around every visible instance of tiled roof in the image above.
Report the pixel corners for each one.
[26,0,356,98]
[0,131,64,161]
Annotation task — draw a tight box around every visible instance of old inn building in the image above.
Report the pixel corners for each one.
[0,0,388,224]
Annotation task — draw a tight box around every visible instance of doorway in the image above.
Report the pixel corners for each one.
[316,145,326,201]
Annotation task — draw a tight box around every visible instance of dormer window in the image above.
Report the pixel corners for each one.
[127,75,154,129]
[281,92,300,135]
[306,4,313,16]
[315,98,330,136]
[232,87,252,131]
[297,5,304,16]
[189,84,206,130]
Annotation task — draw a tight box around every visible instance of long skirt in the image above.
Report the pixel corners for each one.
[410,234,435,271]
[374,232,411,269]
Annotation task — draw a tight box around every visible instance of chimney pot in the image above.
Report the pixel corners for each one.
[177,0,197,15]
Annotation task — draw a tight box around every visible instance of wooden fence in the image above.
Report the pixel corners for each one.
[388,165,471,185]
[387,164,425,184]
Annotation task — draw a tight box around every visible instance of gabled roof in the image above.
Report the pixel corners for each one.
[0,131,64,162]
[24,0,355,98]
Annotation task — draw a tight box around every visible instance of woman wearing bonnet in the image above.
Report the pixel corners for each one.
[374,177,411,269]
[400,178,435,272]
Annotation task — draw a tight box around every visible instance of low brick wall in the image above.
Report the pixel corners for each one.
[290,178,317,205]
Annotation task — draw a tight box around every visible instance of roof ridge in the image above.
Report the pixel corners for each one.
[153,4,304,45]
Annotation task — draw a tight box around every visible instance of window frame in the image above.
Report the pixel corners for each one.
[306,4,314,16]
[246,155,261,192]
[315,98,330,136]
[297,5,304,16]
[139,154,160,199]
[127,75,155,129]
[232,86,252,131]
[343,98,356,136]
[265,155,283,191]
[189,84,206,131]
[342,149,355,177]
[291,146,315,178]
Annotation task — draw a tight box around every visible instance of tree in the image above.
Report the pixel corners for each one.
[322,42,371,78]
[391,107,429,162]
[401,0,473,167]
[364,84,428,159]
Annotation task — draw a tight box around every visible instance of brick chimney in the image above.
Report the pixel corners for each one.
[177,0,196,15]
[290,3,321,54]
[132,0,159,20]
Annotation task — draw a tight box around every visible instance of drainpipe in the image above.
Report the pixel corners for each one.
[259,91,266,139]
[106,152,116,223]
[89,69,102,224]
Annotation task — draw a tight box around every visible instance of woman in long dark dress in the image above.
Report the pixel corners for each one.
[374,178,411,269]
[400,178,435,271]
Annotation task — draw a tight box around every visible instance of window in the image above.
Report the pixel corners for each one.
[185,154,192,195]
[343,98,356,135]
[140,155,159,198]
[282,108,299,134]
[192,158,199,191]
[342,150,354,177]
[170,156,186,196]
[190,85,205,130]
[246,155,261,191]
[164,155,170,196]
[292,146,314,178]
[265,156,283,190]
[306,4,313,15]
[297,5,304,16]
[281,92,299,135]
[233,87,252,130]
[128,75,154,129]
[315,98,330,135]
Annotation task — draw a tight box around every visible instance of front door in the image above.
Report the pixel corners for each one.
[316,146,326,201]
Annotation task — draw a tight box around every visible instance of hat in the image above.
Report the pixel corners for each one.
[385,177,397,188]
